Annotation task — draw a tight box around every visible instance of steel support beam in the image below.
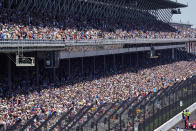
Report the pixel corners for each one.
[8,56,12,89]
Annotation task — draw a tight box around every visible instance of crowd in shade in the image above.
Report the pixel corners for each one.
[0,50,196,130]
[0,8,196,40]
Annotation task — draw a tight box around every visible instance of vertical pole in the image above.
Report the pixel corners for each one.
[82,46,84,78]
[189,42,191,53]
[132,116,135,131]
[69,58,71,77]
[153,102,155,130]
[189,82,191,105]
[158,106,160,127]
[144,107,146,131]
[175,91,177,114]
[186,83,188,108]
[130,53,131,66]
[120,116,122,130]
[194,42,196,56]
[8,57,12,89]
[108,119,110,131]
[169,94,171,119]
[172,48,175,60]
[94,56,95,78]
[192,80,194,103]
[81,57,83,77]
[188,42,190,53]
[104,55,106,74]
[96,123,98,131]
[122,54,124,68]
[173,92,175,116]
[36,54,39,86]
[53,67,56,83]
[136,52,138,67]
[113,54,115,69]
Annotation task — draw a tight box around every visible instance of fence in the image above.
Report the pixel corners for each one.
[11,75,196,131]
[0,38,196,47]
[138,76,196,131]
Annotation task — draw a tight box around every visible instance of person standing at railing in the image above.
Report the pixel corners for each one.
[182,110,185,120]
[186,110,190,121]
[185,115,188,129]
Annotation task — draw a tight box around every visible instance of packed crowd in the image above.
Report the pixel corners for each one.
[0,51,196,130]
[0,8,196,41]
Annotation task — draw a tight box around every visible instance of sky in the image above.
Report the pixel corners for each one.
[171,0,196,27]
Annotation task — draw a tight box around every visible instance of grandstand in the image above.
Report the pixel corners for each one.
[0,0,196,131]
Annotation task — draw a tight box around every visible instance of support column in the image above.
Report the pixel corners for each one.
[136,52,139,66]
[53,67,56,83]
[172,48,175,60]
[113,54,116,69]
[36,57,39,86]
[8,57,12,89]
[81,57,83,77]
[122,54,124,68]
[188,42,190,53]
[104,55,106,73]
[130,53,131,66]
[93,56,95,78]
[189,42,191,53]
[68,58,71,77]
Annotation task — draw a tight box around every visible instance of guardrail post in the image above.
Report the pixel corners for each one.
[143,106,146,131]
[132,115,135,131]
[161,98,163,125]
[191,81,194,103]
[120,116,122,130]
[157,108,160,127]
[152,101,155,130]
[169,92,171,119]
[108,118,110,131]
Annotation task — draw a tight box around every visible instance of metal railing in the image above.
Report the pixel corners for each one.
[12,75,196,131]
[138,76,196,131]
[0,38,196,47]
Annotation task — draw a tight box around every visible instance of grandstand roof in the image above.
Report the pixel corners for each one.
[126,0,187,9]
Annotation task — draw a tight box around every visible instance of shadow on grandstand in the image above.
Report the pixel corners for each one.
[0,50,195,99]
[0,8,177,35]
[65,18,177,33]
